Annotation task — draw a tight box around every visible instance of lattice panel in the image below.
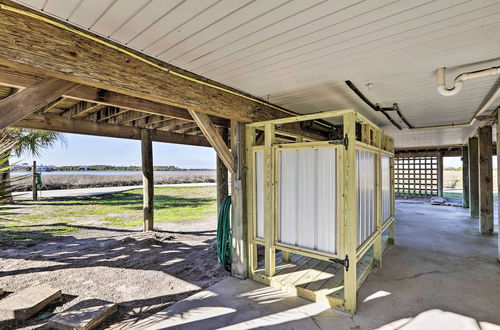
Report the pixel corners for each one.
[395,156,438,197]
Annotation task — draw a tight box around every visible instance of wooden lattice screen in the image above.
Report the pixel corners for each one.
[395,155,438,197]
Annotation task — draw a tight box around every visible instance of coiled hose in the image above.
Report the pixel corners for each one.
[216,196,232,272]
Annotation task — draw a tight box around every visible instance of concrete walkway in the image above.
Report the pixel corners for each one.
[132,199,500,329]
[12,183,216,200]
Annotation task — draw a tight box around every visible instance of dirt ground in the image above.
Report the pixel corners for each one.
[0,216,228,329]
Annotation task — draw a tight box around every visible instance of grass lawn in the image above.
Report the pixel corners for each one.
[0,186,216,244]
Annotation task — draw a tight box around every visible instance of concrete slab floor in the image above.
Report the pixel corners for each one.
[133,200,500,329]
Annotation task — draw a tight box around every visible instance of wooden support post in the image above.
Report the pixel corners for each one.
[32,160,37,201]
[389,156,395,245]
[0,78,79,129]
[230,121,248,279]
[343,112,357,314]
[141,130,154,231]
[245,126,258,275]
[437,152,444,197]
[462,145,469,208]
[478,126,493,235]
[496,115,500,261]
[264,123,276,277]
[373,144,382,268]
[469,137,479,218]
[216,127,229,214]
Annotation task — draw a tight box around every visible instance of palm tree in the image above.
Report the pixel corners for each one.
[0,128,65,200]
[0,130,17,204]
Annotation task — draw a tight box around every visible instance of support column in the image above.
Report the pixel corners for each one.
[230,120,248,279]
[437,152,444,197]
[478,126,493,235]
[141,129,154,231]
[264,123,276,277]
[469,137,479,218]
[216,127,229,214]
[462,145,469,208]
[496,115,500,261]
[343,112,358,314]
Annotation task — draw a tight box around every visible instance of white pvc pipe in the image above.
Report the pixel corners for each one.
[436,66,500,96]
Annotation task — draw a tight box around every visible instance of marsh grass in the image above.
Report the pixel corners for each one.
[0,186,216,245]
[12,172,215,191]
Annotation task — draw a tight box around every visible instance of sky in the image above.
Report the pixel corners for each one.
[11,133,217,169]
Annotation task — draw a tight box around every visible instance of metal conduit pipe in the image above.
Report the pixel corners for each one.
[436,66,500,96]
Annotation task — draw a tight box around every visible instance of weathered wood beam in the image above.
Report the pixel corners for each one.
[132,115,168,128]
[478,126,493,235]
[13,113,211,147]
[181,126,201,135]
[96,107,125,122]
[60,101,105,119]
[0,3,291,123]
[0,65,230,127]
[469,137,479,218]
[230,120,248,279]
[141,129,154,231]
[217,127,229,214]
[146,118,176,130]
[109,111,148,125]
[188,109,236,174]
[40,97,66,113]
[170,122,198,133]
[437,152,444,197]
[496,112,500,261]
[147,119,178,130]
[0,78,79,129]
[462,145,469,208]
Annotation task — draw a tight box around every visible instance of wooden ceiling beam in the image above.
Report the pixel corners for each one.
[13,113,211,147]
[148,119,180,130]
[60,101,106,119]
[0,2,291,123]
[0,65,229,127]
[40,96,66,113]
[0,77,79,129]
[188,109,235,174]
[169,122,198,133]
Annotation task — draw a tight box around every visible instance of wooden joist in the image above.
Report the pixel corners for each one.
[13,113,211,147]
[0,65,229,127]
[188,109,236,174]
[0,2,291,123]
[60,101,105,119]
[169,122,198,133]
[40,97,66,113]
[0,78,79,129]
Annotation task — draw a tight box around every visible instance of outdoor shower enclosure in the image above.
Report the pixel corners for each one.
[246,109,395,314]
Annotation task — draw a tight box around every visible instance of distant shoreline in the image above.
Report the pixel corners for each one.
[11,171,216,191]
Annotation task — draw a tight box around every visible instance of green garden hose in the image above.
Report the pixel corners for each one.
[217,196,232,272]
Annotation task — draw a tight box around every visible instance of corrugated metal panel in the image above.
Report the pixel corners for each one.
[13,0,500,147]
[381,155,391,223]
[278,148,337,254]
[356,150,376,247]
[254,151,264,239]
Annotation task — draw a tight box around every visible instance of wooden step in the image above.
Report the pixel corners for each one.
[0,286,61,320]
[47,299,117,330]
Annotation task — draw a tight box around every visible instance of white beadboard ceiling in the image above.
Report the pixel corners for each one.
[14,0,500,148]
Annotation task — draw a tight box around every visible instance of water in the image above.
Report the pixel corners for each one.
[11,170,215,176]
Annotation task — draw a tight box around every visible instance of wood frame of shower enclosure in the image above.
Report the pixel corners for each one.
[245,109,395,314]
